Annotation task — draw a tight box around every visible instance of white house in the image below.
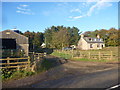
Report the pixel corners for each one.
[77,34,105,50]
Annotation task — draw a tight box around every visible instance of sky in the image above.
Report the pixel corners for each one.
[1,0,118,33]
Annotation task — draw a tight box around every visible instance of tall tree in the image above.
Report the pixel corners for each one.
[44,26,80,49]
[51,28,70,49]
[23,31,44,51]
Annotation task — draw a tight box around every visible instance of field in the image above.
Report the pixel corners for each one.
[51,47,119,62]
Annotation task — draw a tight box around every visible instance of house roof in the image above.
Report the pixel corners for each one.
[83,37,104,43]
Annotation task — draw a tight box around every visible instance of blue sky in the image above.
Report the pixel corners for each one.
[2,1,118,33]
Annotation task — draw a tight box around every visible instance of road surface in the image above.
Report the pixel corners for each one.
[31,68,119,88]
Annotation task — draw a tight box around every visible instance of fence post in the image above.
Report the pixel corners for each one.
[72,49,73,58]
[7,57,10,68]
[44,52,46,56]
[89,52,90,59]
[28,56,31,70]
[17,66,20,71]
[38,54,40,61]
[99,52,101,60]
[33,52,35,61]
[110,51,113,60]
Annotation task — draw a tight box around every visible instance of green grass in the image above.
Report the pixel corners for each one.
[72,58,115,62]
[51,49,118,63]
[1,69,35,81]
[51,51,72,59]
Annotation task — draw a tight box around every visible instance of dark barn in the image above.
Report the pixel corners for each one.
[0,30,29,56]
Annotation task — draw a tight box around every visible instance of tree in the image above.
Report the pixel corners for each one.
[68,27,80,45]
[107,28,118,46]
[51,28,70,49]
[83,28,118,47]
[23,31,44,51]
[44,26,80,49]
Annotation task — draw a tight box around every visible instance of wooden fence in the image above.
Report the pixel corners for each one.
[29,52,45,62]
[0,52,46,71]
[28,52,46,72]
[55,50,118,60]
[0,57,30,70]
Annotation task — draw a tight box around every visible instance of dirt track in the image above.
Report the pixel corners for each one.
[2,55,119,88]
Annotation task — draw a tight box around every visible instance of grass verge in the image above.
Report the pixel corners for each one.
[72,58,116,62]
[1,69,35,81]
[51,51,72,59]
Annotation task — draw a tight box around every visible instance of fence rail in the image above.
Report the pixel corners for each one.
[0,57,30,69]
[28,52,46,72]
[0,52,45,72]
[55,50,118,60]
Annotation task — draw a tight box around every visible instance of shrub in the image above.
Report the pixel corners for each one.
[1,69,34,80]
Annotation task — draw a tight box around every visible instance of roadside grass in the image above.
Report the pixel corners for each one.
[51,51,72,59]
[1,69,35,81]
[72,58,117,63]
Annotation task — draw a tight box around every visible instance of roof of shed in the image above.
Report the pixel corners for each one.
[0,30,28,44]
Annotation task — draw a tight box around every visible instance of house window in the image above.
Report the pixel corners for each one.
[102,45,104,48]
[97,44,100,47]
[90,44,93,48]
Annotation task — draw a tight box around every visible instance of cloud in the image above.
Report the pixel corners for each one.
[16,10,34,15]
[68,0,112,21]
[69,15,84,19]
[20,4,29,8]
[86,0,112,16]
[16,4,34,15]
[17,7,31,11]
[70,9,81,13]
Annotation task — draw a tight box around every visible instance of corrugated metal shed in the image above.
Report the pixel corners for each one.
[0,30,28,44]
[0,30,29,56]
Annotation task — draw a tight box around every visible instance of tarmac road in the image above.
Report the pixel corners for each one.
[31,68,119,88]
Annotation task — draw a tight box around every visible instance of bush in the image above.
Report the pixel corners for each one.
[10,70,34,79]
[1,69,34,80]
[1,69,15,79]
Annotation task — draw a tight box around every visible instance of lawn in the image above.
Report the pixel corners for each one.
[51,51,72,59]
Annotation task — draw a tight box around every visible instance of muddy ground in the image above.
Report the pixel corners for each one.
[2,55,119,88]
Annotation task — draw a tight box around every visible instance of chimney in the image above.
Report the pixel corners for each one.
[97,34,100,39]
